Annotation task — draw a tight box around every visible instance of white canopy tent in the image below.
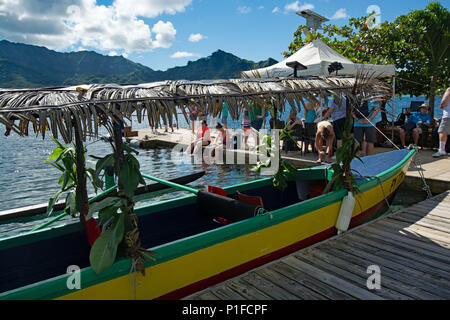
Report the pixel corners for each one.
[241,40,396,79]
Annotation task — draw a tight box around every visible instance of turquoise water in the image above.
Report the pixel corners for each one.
[0,94,441,237]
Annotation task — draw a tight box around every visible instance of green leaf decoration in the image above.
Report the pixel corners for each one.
[65,190,78,216]
[89,214,125,274]
[86,196,123,220]
[46,146,64,162]
[46,189,64,216]
[95,154,115,176]
[119,157,140,198]
[89,228,117,274]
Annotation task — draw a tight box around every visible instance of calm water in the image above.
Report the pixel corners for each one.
[0,95,441,237]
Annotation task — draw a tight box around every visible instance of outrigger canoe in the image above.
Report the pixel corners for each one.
[0,148,416,300]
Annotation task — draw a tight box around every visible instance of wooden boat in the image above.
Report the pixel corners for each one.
[0,171,206,222]
[0,148,416,300]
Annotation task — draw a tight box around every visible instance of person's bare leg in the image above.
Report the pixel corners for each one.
[359,141,367,156]
[366,142,374,156]
[399,128,406,147]
[440,132,448,144]
[315,139,323,162]
[412,128,420,145]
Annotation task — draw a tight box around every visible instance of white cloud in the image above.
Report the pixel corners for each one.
[170,51,198,58]
[329,8,348,20]
[258,6,264,10]
[108,51,119,56]
[272,7,280,13]
[188,33,206,42]
[237,6,251,14]
[0,0,191,53]
[113,0,192,18]
[284,1,314,13]
[152,20,176,48]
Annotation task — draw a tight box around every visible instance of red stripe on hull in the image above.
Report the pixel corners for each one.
[156,192,395,300]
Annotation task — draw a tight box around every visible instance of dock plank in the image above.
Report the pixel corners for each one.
[254,267,327,300]
[389,215,450,233]
[270,262,355,300]
[362,224,450,258]
[344,232,450,273]
[208,285,246,300]
[295,249,412,300]
[282,255,383,300]
[372,223,450,248]
[185,191,450,300]
[376,219,450,244]
[400,210,450,225]
[330,236,450,284]
[239,271,301,300]
[226,279,274,300]
[352,228,450,264]
[319,245,445,300]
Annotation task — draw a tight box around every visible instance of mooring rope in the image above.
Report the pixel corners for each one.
[352,105,432,198]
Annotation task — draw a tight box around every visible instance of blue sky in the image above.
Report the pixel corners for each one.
[0,0,443,71]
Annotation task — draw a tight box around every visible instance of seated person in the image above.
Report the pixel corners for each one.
[399,103,431,147]
[315,120,335,163]
[284,108,302,151]
[185,120,211,154]
[208,122,230,158]
[242,107,252,147]
[287,108,303,131]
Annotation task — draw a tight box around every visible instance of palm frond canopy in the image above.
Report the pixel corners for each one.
[0,76,391,143]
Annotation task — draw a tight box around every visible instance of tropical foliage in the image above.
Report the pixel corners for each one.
[284,1,449,118]
[252,126,298,192]
[45,137,103,217]
[88,143,149,274]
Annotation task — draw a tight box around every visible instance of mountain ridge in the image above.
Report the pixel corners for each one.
[0,40,277,88]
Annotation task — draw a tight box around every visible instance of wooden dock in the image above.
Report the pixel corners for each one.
[185,191,450,300]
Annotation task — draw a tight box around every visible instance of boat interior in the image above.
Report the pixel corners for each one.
[0,168,329,294]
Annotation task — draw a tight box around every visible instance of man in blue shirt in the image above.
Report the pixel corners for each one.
[399,103,431,147]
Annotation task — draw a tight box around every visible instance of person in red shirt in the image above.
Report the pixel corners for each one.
[185,120,211,154]
[208,122,230,159]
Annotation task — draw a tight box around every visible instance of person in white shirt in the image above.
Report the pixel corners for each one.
[433,87,450,157]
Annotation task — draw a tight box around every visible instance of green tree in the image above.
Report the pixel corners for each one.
[284,1,449,119]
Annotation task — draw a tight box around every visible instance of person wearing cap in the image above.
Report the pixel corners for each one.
[433,87,450,157]
[399,103,431,147]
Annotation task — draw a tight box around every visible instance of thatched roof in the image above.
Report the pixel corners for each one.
[0,76,390,143]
